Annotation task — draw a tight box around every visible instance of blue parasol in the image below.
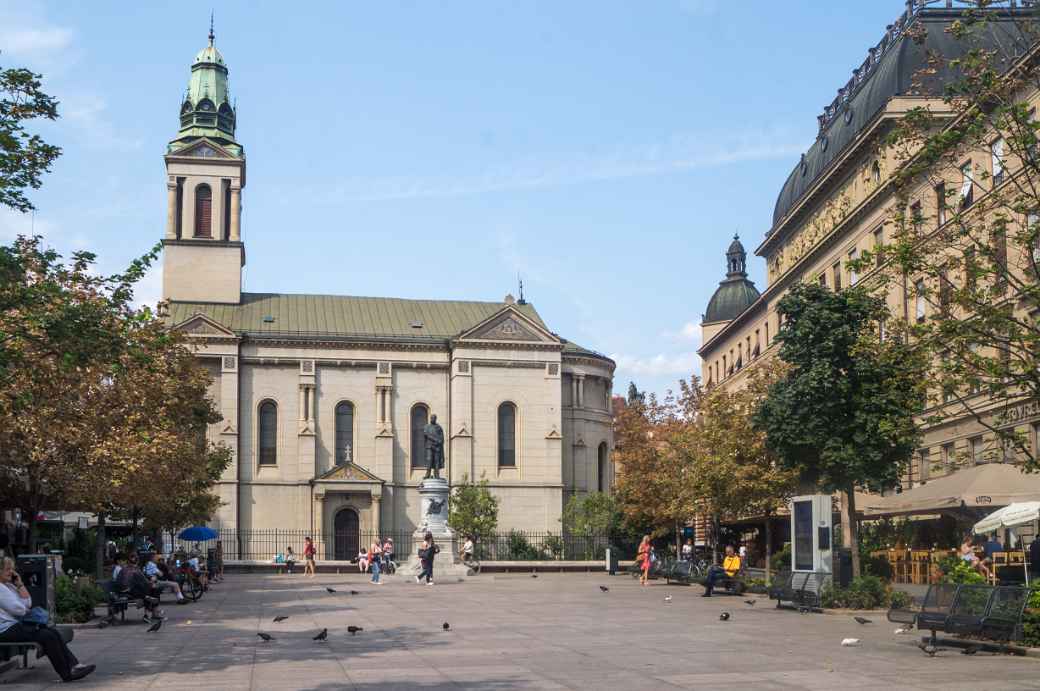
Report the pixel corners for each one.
[178,525,218,541]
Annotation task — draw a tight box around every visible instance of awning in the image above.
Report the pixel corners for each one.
[860,464,1040,517]
[974,501,1040,534]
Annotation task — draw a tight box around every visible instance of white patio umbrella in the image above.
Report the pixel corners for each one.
[973,501,1040,585]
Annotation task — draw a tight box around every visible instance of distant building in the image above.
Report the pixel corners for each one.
[160,29,614,556]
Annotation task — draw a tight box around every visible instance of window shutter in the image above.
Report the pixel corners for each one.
[195,185,213,237]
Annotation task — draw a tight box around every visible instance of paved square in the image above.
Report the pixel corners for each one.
[2,572,1038,690]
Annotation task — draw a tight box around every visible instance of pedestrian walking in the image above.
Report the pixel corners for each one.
[369,540,383,584]
[303,536,317,578]
[637,535,652,586]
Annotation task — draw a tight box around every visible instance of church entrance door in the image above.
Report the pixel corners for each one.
[333,508,359,561]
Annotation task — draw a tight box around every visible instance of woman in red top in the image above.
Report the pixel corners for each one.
[637,535,652,586]
[303,537,317,578]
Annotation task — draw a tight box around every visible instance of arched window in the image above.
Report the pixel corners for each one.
[194,183,212,237]
[598,442,609,493]
[335,401,354,465]
[498,402,516,467]
[258,400,277,465]
[410,404,429,469]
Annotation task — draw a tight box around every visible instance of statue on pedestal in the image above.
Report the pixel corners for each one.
[423,414,445,479]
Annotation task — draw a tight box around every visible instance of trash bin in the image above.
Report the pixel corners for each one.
[16,554,57,620]
[605,548,618,575]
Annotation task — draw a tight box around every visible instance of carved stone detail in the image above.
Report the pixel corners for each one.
[471,315,542,342]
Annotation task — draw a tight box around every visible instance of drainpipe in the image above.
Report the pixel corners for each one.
[236,345,243,560]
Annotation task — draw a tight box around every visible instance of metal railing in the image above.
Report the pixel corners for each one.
[168,528,612,562]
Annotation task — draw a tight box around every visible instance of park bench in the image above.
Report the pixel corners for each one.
[100,579,158,623]
[916,583,1029,649]
[767,570,828,611]
[665,560,700,585]
[0,626,73,671]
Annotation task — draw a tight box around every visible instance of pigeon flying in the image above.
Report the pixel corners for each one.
[443,622,450,631]
[313,628,328,642]
[147,619,163,633]
[347,626,363,636]
[853,616,872,625]
[719,612,730,621]
[599,586,609,592]
[257,632,274,642]
[273,616,289,623]
[744,599,756,606]
[326,587,337,594]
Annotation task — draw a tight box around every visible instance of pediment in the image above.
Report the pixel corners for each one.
[457,306,559,345]
[172,313,236,338]
[177,138,236,159]
[316,463,384,484]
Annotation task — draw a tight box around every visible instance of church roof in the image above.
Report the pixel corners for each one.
[167,292,611,364]
[704,279,760,324]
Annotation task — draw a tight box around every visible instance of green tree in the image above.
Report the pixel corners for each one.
[561,492,620,535]
[448,474,499,545]
[0,64,61,212]
[754,283,927,578]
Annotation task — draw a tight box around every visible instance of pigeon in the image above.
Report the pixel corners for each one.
[961,645,980,656]
[347,626,363,636]
[840,638,860,647]
[531,573,538,579]
[313,628,328,642]
[350,590,360,595]
[97,618,112,630]
[326,587,337,594]
[853,616,872,625]
[744,599,756,607]
[599,586,609,592]
[719,612,730,621]
[664,596,672,603]
[147,618,163,633]
[917,641,938,657]
[273,616,289,623]
[893,627,911,635]
[442,622,450,631]
[798,607,810,614]
[257,632,274,642]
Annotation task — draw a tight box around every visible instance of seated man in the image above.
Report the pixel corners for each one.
[117,554,162,622]
[702,546,742,597]
[186,551,209,591]
[144,553,187,605]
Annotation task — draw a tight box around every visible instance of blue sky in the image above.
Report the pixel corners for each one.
[1,1,904,396]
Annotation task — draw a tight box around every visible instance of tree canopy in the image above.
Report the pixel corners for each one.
[0,64,61,212]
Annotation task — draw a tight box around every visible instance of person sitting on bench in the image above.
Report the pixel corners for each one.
[702,545,742,597]
[118,554,162,622]
[144,553,187,605]
[0,557,95,682]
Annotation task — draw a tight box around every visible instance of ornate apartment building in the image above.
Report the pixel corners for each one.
[160,29,615,555]
[699,3,1038,500]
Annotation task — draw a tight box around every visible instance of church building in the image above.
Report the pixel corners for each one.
[160,30,615,557]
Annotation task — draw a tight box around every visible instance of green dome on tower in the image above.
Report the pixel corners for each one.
[704,234,759,323]
[168,21,242,157]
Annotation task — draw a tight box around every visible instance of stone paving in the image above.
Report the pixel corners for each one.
[2,572,1039,690]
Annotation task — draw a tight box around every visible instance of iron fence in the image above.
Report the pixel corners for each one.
[167,528,612,562]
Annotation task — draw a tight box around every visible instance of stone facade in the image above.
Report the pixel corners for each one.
[158,34,615,553]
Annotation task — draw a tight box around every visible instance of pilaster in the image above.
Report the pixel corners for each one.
[298,360,316,482]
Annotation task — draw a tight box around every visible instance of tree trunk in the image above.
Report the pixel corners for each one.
[764,512,772,580]
[95,512,106,581]
[712,515,720,565]
[674,522,680,561]
[844,487,861,579]
[130,507,139,548]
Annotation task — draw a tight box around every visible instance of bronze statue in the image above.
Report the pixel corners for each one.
[423,414,445,479]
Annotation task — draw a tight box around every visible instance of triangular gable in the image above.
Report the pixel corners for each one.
[172,313,237,338]
[456,305,559,345]
[316,463,384,484]
[176,138,236,159]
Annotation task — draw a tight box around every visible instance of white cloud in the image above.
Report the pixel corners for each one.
[661,320,702,344]
[0,26,73,58]
[326,129,805,202]
[63,93,144,151]
[610,351,700,378]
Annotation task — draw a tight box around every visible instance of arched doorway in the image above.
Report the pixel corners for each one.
[333,508,359,561]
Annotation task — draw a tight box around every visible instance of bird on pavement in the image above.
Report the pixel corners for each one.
[313,628,328,642]
[853,616,872,625]
[664,596,672,603]
[917,641,938,657]
[442,622,450,631]
[347,626,363,636]
[350,590,360,595]
[531,573,538,579]
[147,619,163,633]
[273,616,289,623]
[894,627,912,635]
[719,612,730,621]
[326,587,337,594]
[257,632,274,642]
[961,645,980,656]
[744,599,756,607]
[599,586,609,592]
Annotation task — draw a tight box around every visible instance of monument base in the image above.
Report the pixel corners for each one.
[397,476,474,580]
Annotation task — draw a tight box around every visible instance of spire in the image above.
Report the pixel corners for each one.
[208,12,215,46]
[168,24,241,156]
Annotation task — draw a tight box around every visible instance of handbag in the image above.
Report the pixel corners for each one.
[21,606,50,627]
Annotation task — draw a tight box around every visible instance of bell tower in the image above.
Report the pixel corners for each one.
[162,22,246,305]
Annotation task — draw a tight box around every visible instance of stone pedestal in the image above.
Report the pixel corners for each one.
[401,477,472,580]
